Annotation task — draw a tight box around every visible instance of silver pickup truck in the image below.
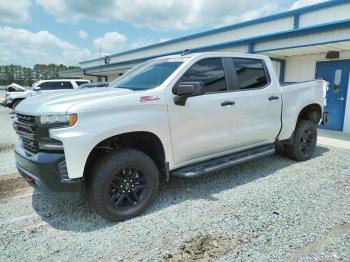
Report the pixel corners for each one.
[13,52,328,221]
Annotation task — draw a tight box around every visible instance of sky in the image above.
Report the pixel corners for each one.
[0,0,326,67]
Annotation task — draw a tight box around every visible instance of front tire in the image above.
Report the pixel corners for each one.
[284,120,317,161]
[86,148,159,221]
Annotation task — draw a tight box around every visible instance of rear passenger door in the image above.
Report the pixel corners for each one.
[228,58,282,148]
[168,58,241,165]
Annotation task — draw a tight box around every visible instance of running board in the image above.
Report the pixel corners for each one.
[171,144,275,178]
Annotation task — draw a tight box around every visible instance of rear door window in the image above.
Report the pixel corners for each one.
[57,81,74,89]
[232,58,270,90]
[179,58,227,93]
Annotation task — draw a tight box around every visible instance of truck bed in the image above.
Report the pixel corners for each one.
[278,79,327,141]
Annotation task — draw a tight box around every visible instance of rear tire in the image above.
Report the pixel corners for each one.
[284,120,317,161]
[86,148,159,221]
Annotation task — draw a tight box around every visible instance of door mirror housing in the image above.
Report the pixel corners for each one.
[33,86,41,91]
[173,81,204,106]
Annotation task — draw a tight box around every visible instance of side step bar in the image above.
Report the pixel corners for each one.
[171,144,275,178]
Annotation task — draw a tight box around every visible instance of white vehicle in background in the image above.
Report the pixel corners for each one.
[6,83,27,92]
[3,79,90,109]
[13,52,328,221]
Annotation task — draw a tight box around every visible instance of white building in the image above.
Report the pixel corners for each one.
[61,0,350,133]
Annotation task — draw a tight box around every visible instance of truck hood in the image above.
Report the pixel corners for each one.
[15,88,133,115]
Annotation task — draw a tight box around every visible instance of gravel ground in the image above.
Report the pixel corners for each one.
[0,105,17,176]
[0,145,349,261]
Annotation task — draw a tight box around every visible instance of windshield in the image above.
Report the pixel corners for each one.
[109,58,184,90]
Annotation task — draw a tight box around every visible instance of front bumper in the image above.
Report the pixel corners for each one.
[15,143,82,193]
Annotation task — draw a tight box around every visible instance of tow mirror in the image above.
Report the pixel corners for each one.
[173,81,204,106]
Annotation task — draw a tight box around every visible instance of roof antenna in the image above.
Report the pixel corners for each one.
[181,49,191,56]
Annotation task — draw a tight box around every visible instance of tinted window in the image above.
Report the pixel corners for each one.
[38,82,55,90]
[76,81,89,86]
[179,58,227,93]
[233,59,268,90]
[58,81,73,89]
[109,59,183,90]
[39,81,73,90]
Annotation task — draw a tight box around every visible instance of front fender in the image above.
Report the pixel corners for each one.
[50,107,173,179]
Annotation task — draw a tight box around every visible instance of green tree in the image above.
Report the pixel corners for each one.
[0,64,80,87]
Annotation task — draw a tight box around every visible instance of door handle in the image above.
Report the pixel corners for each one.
[337,97,345,101]
[221,101,235,106]
[269,96,279,101]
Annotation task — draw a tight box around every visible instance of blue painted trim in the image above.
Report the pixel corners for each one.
[293,14,300,29]
[248,43,254,54]
[80,0,349,64]
[256,38,350,53]
[188,19,350,52]
[81,20,350,72]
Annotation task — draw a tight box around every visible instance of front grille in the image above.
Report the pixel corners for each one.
[14,113,40,153]
[21,137,40,153]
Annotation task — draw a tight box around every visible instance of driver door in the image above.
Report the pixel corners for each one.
[168,58,238,165]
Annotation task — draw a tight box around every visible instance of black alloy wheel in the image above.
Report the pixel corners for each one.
[285,119,317,161]
[87,148,159,221]
[109,166,149,209]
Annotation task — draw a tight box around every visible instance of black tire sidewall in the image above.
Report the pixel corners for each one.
[290,120,317,161]
[87,149,159,221]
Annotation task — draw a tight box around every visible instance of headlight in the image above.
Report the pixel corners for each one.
[39,114,77,127]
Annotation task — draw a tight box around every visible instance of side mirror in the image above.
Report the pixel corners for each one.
[173,81,204,106]
[33,86,41,91]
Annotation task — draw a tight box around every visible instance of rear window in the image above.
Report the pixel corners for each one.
[232,58,269,90]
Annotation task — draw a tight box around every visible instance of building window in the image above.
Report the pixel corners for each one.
[334,69,342,93]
